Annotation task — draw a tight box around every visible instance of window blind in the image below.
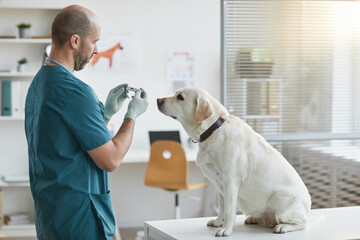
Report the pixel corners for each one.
[221,0,360,208]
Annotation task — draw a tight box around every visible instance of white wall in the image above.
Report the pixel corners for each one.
[78,0,221,149]
[81,0,221,227]
[0,0,221,228]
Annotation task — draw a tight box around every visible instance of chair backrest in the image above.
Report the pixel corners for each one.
[145,140,188,190]
[148,131,181,145]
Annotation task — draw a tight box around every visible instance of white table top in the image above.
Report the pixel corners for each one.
[144,206,360,240]
[122,147,198,164]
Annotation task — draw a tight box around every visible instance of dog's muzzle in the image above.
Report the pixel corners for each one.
[157,98,177,119]
[157,98,165,110]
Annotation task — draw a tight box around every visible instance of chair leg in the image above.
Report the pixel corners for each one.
[175,193,181,219]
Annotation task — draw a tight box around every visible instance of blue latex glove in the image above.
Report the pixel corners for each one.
[104,84,129,120]
[125,88,149,122]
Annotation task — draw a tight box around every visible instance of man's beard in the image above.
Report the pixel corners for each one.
[74,49,91,71]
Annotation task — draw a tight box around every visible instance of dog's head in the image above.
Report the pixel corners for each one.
[157,87,228,127]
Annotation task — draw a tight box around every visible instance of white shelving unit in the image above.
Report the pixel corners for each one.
[0,72,36,77]
[0,116,24,121]
[240,78,283,135]
[238,78,283,151]
[0,180,30,188]
[0,5,61,238]
[0,224,36,240]
[0,0,87,9]
[0,38,51,44]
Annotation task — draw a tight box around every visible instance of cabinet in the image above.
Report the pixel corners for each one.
[0,3,61,236]
[240,78,283,135]
[239,78,283,151]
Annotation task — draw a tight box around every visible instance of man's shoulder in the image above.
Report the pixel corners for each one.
[44,67,92,92]
[36,66,95,101]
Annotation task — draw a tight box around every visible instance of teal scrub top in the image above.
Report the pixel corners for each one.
[25,64,115,240]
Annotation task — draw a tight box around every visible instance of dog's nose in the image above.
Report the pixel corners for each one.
[157,98,164,106]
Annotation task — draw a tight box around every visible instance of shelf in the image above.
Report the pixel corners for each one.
[0,38,51,44]
[0,116,25,121]
[262,131,360,142]
[0,0,64,9]
[123,147,198,163]
[0,175,30,187]
[0,223,36,238]
[0,72,36,78]
[243,115,281,119]
[241,78,282,82]
[0,223,35,230]
[0,180,30,188]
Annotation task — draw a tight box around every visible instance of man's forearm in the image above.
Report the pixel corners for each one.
[111,118,135,165]
[88,118,135,172]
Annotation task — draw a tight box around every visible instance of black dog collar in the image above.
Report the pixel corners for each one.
[193,116,229,143]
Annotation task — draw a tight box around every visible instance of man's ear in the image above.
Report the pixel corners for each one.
[70,34,80,50]
[195,97,213,123]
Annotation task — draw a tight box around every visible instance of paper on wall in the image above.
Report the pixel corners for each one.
[166,51,196,93]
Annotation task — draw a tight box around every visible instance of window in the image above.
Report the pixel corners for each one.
[222,0,360,208]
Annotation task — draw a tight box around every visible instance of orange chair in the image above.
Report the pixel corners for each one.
[145,140,207,219]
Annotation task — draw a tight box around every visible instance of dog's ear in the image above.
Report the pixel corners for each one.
[195,97,213,123]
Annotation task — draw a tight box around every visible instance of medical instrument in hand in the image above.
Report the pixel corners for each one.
[125,89,149,122]
[126,86,139,92]
[104,84,128,120]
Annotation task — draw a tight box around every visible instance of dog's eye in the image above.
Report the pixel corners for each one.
[177,94,184,101]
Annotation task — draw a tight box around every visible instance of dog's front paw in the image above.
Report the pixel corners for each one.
[207,218,224,227]
[215,227,232,237]
[274,224,289,234]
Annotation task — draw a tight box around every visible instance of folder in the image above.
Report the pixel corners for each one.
[11,81,22,117]
[0,189,3,227]
[1,81,12,116]
[20,81,31,118]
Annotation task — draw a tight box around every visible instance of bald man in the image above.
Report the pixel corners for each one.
[25,5,148,239]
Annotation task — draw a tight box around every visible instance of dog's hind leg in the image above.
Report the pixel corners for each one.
[245,212,277,228]
[274,216,307,233]
[244,216,258,225]
[207,193,225,227]
[273,197,309,234]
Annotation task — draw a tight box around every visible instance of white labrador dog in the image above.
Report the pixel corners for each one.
[157,87,311,237]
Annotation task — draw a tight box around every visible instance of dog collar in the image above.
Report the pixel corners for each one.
[193,116,228,143]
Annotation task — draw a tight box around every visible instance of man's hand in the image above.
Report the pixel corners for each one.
[104,84,129,120]
[125,88,149,122]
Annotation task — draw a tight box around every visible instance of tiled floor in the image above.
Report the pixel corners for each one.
[119,227,145,240]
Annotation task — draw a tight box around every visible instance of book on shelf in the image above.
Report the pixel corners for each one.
[0,80,31,118]
[1,80,12,116]
[20,81,31,117]
[11,81,22,117]
[4,213,31,225]
[0,189,3,227]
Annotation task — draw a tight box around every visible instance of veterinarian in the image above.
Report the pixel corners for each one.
[24,5,148,240]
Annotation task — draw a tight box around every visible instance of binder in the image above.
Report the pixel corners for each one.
[20,81,31,118]
[11,81,22,117]
[0,82,1,113]
[1,80,12,116]
[0,189,3,227]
